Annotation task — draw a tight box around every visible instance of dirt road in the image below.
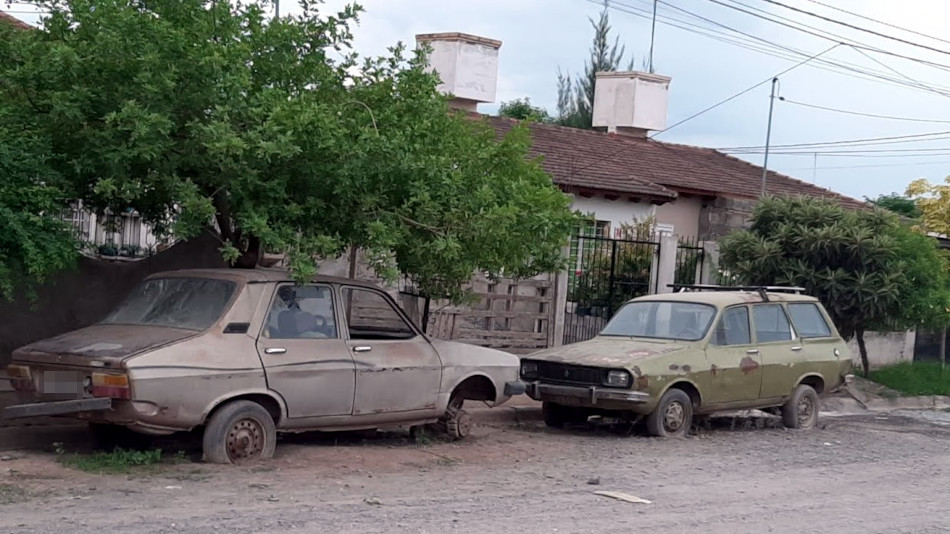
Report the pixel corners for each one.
[2,403,950,534]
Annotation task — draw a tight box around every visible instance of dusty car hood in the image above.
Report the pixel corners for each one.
[12,324,199,366]
[525,336,692,367]
[430,339,520,368]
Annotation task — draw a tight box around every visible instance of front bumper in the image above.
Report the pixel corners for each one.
[504,381,527,396]
[525,381,649,406]
[2,397,113,419]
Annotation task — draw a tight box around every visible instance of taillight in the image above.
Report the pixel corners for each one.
[91,372,131,400]
[6,365,35,392]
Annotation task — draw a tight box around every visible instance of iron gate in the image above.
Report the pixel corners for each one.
[562,234,660,345]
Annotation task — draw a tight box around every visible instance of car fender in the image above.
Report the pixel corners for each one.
[199,388,289,426]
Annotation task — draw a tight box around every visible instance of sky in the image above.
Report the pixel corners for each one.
[6,0,950,202]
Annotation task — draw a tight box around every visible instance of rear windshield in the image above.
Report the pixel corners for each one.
[101,278,237,331]
[601,301,717,341]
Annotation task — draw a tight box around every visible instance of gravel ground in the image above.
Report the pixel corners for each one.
[1,404,950,534]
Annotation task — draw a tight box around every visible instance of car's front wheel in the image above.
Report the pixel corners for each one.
[202,400,277,464]
[782,384,820,429]
[646,388,693,438]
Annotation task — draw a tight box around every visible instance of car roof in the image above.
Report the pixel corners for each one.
[632,290,820,307]
[144,268,384,289]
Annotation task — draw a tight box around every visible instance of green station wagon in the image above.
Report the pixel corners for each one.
[521,285,850,437]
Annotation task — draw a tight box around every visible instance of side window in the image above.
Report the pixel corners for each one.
[342,288,415,340]
[265,284,337,340]
[711,306,751,346]
[753,304,795,343]
[787,303,832,338]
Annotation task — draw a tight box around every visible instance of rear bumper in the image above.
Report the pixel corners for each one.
[2,398,112,419]
[525,381,650,405]
[504,381,526,396]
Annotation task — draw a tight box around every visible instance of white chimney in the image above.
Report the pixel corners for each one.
[592,71,672,137]
[415,32,502,112]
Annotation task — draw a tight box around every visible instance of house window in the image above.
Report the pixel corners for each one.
[61,203,90,240]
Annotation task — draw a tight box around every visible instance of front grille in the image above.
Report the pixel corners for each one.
[537,362,603,386]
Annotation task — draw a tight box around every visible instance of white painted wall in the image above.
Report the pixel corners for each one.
[570,195,656,237]
[847,330,916,369]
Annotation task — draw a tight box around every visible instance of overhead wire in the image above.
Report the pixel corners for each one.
[779,99,950,124]
[801,0,950,48]
[717,131,950,151]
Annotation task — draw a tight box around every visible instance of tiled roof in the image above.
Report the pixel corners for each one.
[0,12,32,30]
[483,115,865,209]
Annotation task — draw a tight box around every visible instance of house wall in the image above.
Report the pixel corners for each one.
[569,195,656,236]
[847,331,916,369]
[699,196,756,240]
[655,195,703,238]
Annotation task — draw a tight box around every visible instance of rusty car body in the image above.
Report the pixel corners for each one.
[521,285,850,436]
[4,269,525,463]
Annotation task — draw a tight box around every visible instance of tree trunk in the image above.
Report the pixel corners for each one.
[233,235,261,269]
[941,326,947,369]
[856,328,870,378]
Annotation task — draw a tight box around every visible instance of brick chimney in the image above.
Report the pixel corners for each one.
[592,71,672,138]
[415,32,502,113]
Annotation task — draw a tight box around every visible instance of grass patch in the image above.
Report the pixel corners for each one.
[59,448,173,475]
[870,362,950,396]
[0,484,28,505]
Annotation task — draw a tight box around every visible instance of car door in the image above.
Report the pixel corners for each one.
[256,283,356,418]
[340,286,443,415]
[786,302,846,382]
[704,305,763,404]
[753,303,803,400]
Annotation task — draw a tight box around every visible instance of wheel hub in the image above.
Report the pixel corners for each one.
[227,418,265,463]
[797,396,814,426]
[663,401,686,432]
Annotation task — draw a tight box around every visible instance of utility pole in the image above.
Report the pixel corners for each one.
[761,77,779,197]
[648,0,658,73]
[275,0,279,18]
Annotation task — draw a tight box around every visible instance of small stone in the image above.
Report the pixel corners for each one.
[0,455,13,461]
[267,495,279,502]
[587,477,601,485]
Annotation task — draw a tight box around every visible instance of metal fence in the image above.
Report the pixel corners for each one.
[563,234,660,345]
[674,237,705,286]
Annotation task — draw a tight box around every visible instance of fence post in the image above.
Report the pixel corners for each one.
[656,234,678,294]
[700,241,720,284]
[551,244,570,348]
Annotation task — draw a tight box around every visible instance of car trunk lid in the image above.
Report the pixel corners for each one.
[12,324,198,368]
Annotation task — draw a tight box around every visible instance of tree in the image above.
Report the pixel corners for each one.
[719,196,950,377]
[906,177,950,235]
[867,192,920,219]
[498,98,552,123]
[556,0,639,129]
[0,0,577,303]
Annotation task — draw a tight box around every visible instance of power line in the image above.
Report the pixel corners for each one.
[782,159,950,171]
[801,0,950,47]
[650,43,840,138]
[779,98,950,124]
[717,131,950,151]
[762,0,950,58]
[704,0,950,72]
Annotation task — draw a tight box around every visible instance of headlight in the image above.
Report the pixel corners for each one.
[604,370,631,388]
[521,361,538,379]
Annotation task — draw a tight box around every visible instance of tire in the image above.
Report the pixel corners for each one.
[646,388,693,438]
[202,400,277,465]
[782,384,820,430]
[446,410,472,440]
[88,423,151,451]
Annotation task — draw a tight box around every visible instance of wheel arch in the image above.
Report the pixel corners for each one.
[200,390,287,427]
[446,372,498,407]
[795,373,826,395]
[660,379,703,409]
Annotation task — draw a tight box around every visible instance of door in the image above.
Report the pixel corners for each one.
[256,283,356,418]
[705,305,763,404]
[753,303,803,400]
[341,287,442,415]
[787,302,846,382]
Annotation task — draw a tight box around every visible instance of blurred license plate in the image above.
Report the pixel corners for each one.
[38,371,82,395]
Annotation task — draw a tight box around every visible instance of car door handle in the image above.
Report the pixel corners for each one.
[264,347,287,355]
[746,349,760,355]
[353,346,372,353]
[791,346,803,352]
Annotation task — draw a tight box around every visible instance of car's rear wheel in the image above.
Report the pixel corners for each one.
[202,400,277,464]
[782,384,820,430]
[646,388,693,438]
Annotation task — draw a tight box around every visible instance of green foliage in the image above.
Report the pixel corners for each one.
[556,0,639,129]
[719,196,950,376]
[0,0,577,302]
[870,362,950,397]
[498,98,552,123]
[60,447,164,474]
[866,193,920,219]
[907,177,950,236]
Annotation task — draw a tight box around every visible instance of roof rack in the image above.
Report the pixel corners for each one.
[667,284,805,302]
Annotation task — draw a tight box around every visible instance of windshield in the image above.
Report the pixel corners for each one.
[600,301,717,341]
[101,278,237,331]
